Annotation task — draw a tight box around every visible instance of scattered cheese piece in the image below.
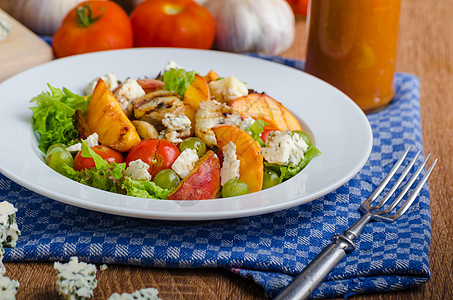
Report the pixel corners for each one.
[0,201,21,248]
[0,276,19,300]
[108,287,161,300]
[54,257,98,300]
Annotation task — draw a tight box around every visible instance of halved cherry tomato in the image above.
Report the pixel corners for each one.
[73,145,125,171]
[53,0,133,58]
[260,127,279,143]
[125,139,181,178]
[130,0,216,49]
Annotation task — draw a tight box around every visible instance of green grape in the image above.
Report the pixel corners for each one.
[46,143,67,154]
[153,169,181,190]
[179,137,206,157]
[45,147,73,175]
[262,170,280,190]
[222,179,249,198]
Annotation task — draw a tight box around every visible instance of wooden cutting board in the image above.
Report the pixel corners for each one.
[0,9,54,82]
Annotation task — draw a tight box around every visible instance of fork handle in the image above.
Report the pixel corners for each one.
[274,234,355,300]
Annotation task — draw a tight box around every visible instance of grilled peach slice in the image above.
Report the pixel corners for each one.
[87,78,141,152]
[183,74,211,135]
[229,93,302,131]
[136,78,164,93]
[203,70,220,83]
[168,150,221,200]
[212,124,263,193]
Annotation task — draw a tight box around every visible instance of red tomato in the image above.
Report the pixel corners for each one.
[286,0,309,17]
[261,127,279,143]
[125,139,181,178]
[73,145,125,171]
[130,0,216,49]
[53,0,133,58]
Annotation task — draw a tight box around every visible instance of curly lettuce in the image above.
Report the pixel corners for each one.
[62,141,171,199]
[163,68,196,97]
[30,84,88,153]
[264,145,321,183]
[264,131,321,183]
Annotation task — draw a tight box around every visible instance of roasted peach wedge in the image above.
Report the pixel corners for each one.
[168,150,221,200]
[212,124,263,194]
[87,78,141,152]
[203,70,220,83]
[230,93,302,131]
[183,74,211,135]
[136,78,164,94]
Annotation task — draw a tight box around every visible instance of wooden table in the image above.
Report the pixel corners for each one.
[2,0,453,298]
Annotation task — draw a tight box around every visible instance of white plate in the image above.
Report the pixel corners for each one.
[0,48,372,221]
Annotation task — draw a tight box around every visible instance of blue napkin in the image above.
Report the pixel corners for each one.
[0,56,430,299]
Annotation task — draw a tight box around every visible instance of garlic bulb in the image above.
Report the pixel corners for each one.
[203,0,295,55]
[10,0,85,35]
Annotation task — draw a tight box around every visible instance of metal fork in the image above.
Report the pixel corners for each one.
[274,147,437,300]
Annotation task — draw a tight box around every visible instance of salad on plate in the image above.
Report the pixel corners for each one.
[29,61,320,201]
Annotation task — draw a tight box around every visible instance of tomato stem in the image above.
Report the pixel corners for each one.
[76,4,105,27]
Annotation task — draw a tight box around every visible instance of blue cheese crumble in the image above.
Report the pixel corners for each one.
[262,130,308,166]
[0,276,19,300]
[107,287,161,300]
[161,113,191,144]
[66,133,99,153]
[171,148,199,178]
[220,142,240,186]
[0,247,5,276]
[54,257,98,300]
[0,201,21,248]
[84,73,119,95]
[208,75,248,104]
[113,78,146,117]
[125,159,151,181]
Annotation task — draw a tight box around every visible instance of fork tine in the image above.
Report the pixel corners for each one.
[361,147,411,209]
[390,158,438,219]
[384,153,432,214]
[373,149,421,210]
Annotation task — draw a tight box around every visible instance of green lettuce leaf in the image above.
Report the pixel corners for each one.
[121,177,172,199]
[264,145,321,183]
[244,119,268,147]
[62,141,171,199]
[30,84,88,153]
[163,68,196,97]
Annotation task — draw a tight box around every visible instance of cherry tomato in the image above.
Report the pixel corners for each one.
[125,139,181,178]
[260,127,279,143]
[286,0,309,17]
[130,0,216,49]
[53,0,133,58]
[73,145,125,171]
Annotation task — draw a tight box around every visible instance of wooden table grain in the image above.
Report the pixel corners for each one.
[3,0,453,299]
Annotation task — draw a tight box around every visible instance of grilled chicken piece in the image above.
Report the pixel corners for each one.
[134,90,183,131]
[195,100,242,148]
